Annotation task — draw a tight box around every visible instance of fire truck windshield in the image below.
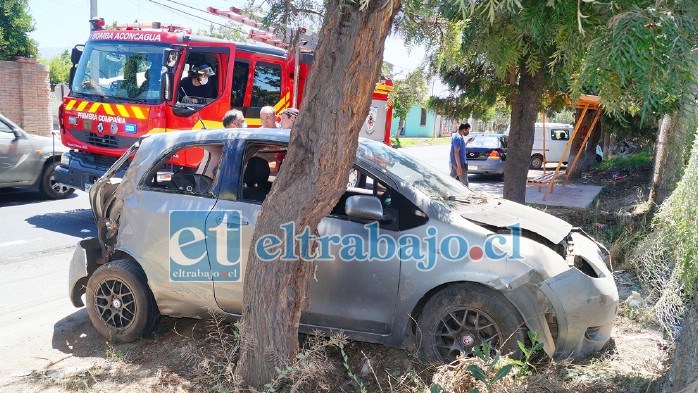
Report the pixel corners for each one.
[71,41,166,104]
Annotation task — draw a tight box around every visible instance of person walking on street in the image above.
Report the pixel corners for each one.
[450,123,471,187]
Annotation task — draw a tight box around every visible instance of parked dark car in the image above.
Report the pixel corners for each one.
[0,113,74,199]
[465,133,507,176]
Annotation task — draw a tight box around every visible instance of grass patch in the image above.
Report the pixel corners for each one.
[596,148,652,170]
[391,137,451,148]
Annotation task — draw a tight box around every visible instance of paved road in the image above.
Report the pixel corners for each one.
[0,189,102,385]
[400,144,505,196]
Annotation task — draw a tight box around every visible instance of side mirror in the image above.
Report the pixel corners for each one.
[172,104,197,117]
[71,45,84,65]
[68,66,77,88]
[161,71,172,101]
[163,48,179,69]
[345,195,383,221]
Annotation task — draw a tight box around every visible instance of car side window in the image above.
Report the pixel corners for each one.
[330,168,399,230]
[0,119,14,135]
[551,129,569,141]
[141,143,223,198]
[237,143,285,203]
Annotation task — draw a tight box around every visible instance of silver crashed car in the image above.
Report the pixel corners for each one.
[68,128,618,363]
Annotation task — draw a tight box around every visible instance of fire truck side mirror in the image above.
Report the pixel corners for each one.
[164,49,179,69]
[71,46,84,65]
[162,72,172,101]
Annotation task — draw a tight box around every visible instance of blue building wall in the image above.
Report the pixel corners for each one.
[391,105,438,138]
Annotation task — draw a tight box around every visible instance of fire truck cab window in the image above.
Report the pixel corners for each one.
[70,42,165,104]
[177,52,220,105]
[231,60,249,108]
[250,62,281,108]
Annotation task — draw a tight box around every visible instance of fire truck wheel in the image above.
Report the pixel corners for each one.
[40,161,75,199]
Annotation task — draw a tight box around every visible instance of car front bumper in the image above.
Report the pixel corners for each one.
[542,231,619,358]
[54,151,124,191]
[68,237,102,308]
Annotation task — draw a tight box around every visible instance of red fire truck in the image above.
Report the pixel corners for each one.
[55,16,394,191]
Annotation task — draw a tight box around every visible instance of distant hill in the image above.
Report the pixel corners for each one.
[39,47,70,60]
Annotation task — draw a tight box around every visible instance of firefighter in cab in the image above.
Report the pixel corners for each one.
[179,64,216,104]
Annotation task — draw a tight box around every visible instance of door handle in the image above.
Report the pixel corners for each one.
[215,215,249,226]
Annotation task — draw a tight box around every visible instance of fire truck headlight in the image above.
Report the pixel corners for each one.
[68,116,78,126]
[61,154,70,166]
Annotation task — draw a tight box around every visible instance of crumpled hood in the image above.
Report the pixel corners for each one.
[458,197,572,244]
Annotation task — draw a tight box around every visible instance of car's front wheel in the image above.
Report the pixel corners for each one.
[86,259,160,343]
[39,161,75,199]
[416,283,526,364]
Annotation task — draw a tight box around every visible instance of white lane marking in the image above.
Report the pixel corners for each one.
[0,238,43,248]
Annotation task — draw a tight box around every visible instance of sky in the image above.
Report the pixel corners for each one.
[28,0,429,77]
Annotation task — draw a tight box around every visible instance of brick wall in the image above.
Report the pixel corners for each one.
[0,58,52,136]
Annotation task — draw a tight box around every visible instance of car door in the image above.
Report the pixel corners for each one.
[117,142,225,298]
[211,140,401,335]
[305,169,401,335]
[0,117,34,185]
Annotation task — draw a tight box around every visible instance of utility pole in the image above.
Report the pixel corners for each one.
[90,0,98,31]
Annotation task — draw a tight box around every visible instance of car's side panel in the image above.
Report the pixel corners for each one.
[116,188,220,318]
[0,125,35,185]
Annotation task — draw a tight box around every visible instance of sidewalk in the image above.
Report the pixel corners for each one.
[526,183,603,209]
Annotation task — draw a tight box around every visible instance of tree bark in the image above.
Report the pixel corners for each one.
[503,65,544,203]
[649,112,684,206]
[235,0,401,389]
[565,111,602,181]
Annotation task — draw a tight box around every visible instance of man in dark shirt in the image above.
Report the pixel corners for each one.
[178,64,216,104]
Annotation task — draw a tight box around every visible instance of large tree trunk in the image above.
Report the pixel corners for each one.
[649,112,685,206]
[565,110,602,181]
[503,65,544,203]
[235,0,401,389]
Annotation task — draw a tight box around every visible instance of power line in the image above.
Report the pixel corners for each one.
[145,0,246,34]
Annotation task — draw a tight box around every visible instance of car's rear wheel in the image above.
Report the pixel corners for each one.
[39,161,75,199]
[86,259,160,343]
[530,155,543,169]
[416,283,526,364]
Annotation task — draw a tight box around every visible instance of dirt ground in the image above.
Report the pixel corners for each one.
[5,161,672,393]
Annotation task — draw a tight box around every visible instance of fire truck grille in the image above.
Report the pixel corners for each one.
[69,129,136,149]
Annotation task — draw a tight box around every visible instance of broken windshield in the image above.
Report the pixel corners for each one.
[356,140,473,207]
[71,41,165,104]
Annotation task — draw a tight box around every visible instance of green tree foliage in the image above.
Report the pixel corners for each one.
[0,0,37,60]
[574,1,698,121]
[393,68,428,120]
[41,50,71,86]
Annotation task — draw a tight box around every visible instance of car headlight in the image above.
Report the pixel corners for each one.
[61,154,70,166]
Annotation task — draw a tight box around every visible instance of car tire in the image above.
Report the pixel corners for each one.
[416,283,526,364]
[530,155,543,169]
[85,259,160,343]
[39,161,75,199]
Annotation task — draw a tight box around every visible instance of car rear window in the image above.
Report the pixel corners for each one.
[469,135,501,148]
